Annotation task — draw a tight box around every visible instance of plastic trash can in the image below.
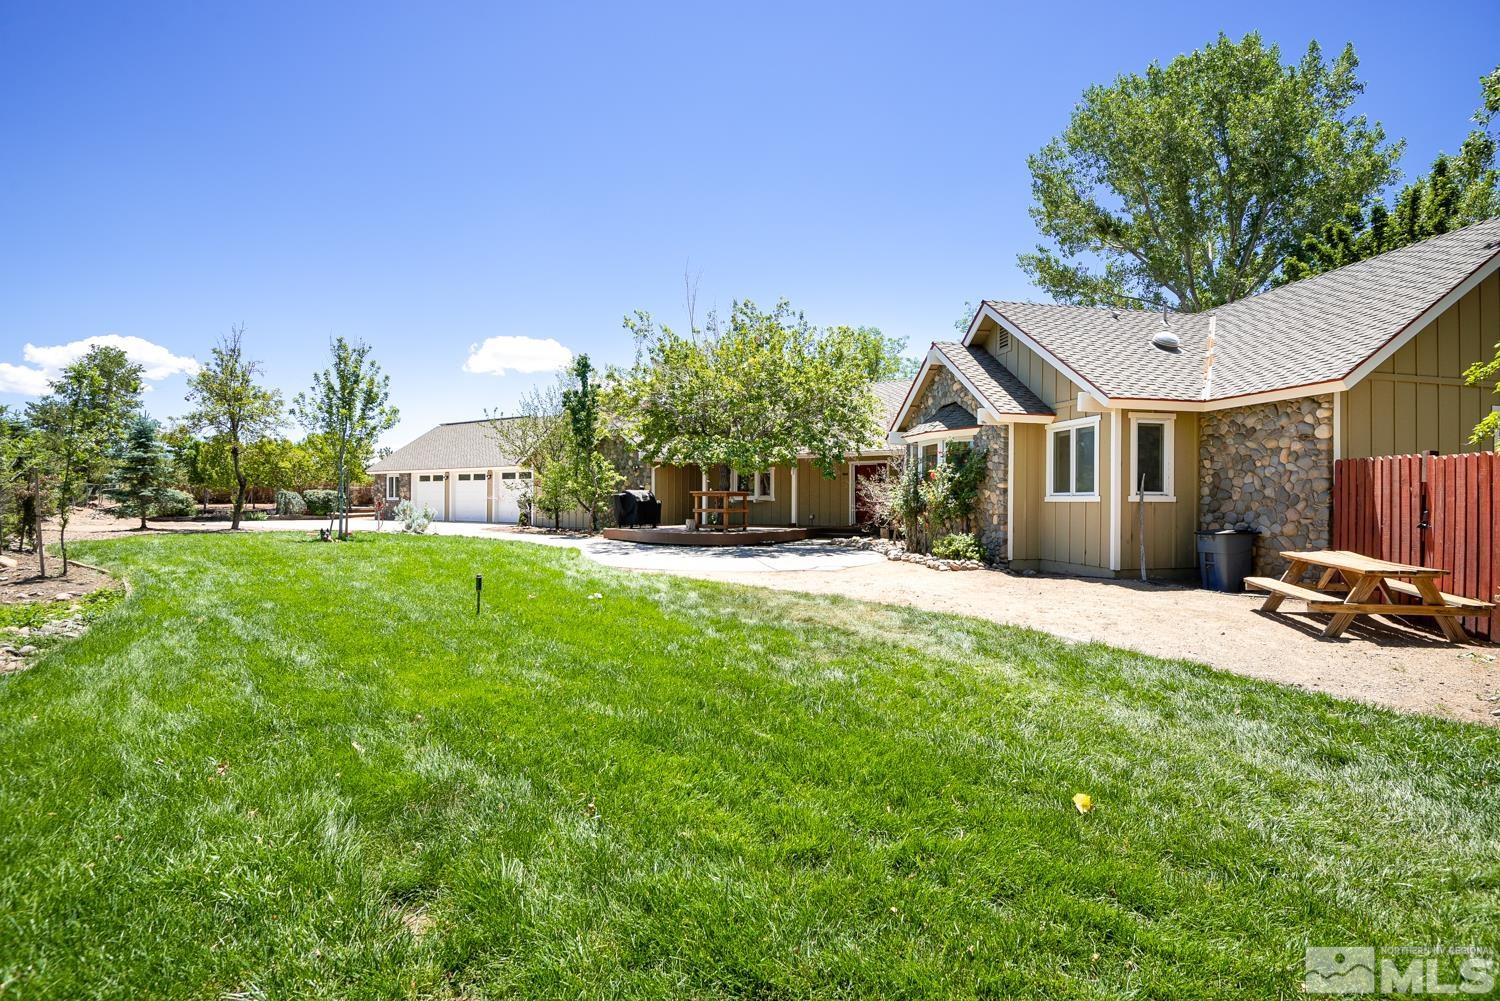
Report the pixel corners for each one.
[1196,530,1257,592]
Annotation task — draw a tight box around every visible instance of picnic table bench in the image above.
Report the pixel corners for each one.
[1246,549,1494,642]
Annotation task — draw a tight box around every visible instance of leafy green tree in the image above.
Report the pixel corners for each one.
[1020,32,1400,311]
[27,345,144,572]
[0,407,41,555]
[561,355,622,531]
[106,415,174,530]
[183,327,284,529]
[292,337,398,539]
[616,299,889,481]
[1281,66,1500,283]
[487,381,570,528]
[871,329,921,379]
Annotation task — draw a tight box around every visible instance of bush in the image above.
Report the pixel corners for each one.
[275,490,307,516]
[303,489,337,516]
[154,489,197,518]
[242,510,269,522]
[931,532,984,562]
[393,500,434,534]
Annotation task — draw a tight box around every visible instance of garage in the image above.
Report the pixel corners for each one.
[412,473,445,518]
[451,472,488,522]
[493,470,529,524]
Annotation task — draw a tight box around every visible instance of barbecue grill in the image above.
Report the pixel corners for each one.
[612,489,661,528]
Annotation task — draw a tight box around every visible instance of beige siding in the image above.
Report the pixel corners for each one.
[796,459,854,527]
[1009,424,1044,564]
[1117,410,1200,573]
[1342,271,1499,457]
[747,464,794,526]
[653,464,700,525]
[984,323,1082,418]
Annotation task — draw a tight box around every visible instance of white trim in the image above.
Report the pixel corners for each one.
[730,469,775,502]
[790,462,799,525]
[1107,410,1121,571]
[886,345,1056,435]
[849,460,887,524]
[1126,413,1176,502]
[963,303,1111,407]
[384,474,399,500]
[650,465,658,497]
[1005,423,1014,563]
[1044,415,1101,502]
[1333,393,1344,461]
[902,426,981,445]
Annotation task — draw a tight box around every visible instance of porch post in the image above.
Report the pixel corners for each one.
[790,462,799,526]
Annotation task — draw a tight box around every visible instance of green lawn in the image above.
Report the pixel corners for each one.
[1,533,1497,998]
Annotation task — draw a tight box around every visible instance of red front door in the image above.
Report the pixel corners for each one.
[853,463,888,524]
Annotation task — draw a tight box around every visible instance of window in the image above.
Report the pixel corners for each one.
[457,473,472,481]
[501,471,517,480]
[732,469,774,501]
[1129,415,1176,501]
[922,443,939,474]
[418,474,430,482]
[385,475,398,499]
[1046,416,1100,500]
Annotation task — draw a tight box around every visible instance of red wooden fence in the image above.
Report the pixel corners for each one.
[1333,452,1500,640]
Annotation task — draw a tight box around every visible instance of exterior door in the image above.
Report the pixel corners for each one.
[494,470,527,524]
[452,473,488,522]
[413,474,446,519]
[853,463,888,524]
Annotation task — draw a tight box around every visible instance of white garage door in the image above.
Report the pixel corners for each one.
[413,473,445,519]
[493,470,528,524]
[452,472,487,522]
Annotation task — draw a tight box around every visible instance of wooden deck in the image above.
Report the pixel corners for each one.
[602,526,810,546]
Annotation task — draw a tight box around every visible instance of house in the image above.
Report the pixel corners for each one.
[372,382,910,530]
[891,217,1500,577]
[649,380,910,529]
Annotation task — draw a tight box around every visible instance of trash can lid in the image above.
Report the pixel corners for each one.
[1196,528,1259,536]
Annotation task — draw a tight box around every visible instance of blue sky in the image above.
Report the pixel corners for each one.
[2,1,1496,445]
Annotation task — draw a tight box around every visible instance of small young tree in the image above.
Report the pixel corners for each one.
[291,337,398,539]
[561,355,622,531]
[487,381,570,529]
[106,415,174,530]
[26,345,144,573]
[183,327,283,529]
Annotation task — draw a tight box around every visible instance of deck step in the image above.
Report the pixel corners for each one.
[1244,576,1328,603]
[1382,579,1495,612]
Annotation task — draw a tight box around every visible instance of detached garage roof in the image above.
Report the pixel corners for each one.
[369,419,523,473]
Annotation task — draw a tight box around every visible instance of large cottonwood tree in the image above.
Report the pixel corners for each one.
[1020,32,1400,311]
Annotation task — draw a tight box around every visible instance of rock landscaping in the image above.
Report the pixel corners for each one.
[827,535,987,571]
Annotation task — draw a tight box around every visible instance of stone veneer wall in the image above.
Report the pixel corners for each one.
[903,369,1008,562]
[1198,395,1333,575]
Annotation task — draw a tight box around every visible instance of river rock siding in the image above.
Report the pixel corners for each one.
[904,369,1009,562]
[1198,395,1334,575]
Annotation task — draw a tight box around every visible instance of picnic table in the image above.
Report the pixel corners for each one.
[1246,550,1494,642]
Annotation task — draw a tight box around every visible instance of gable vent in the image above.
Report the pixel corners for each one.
[994,330,1010,354]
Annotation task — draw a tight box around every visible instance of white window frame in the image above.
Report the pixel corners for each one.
[385,475,399,499]
[1045,415,1101,502]
[1127,414,1176,502]
[731,469,775,502]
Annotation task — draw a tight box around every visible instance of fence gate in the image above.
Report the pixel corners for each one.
[1333,452,1499,640]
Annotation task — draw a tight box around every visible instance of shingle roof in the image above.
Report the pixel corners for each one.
[906,403,977,435]
[871,379,910,430]
[932,342,1054,416]
[369,419,523,473]
[982,216,1500,402]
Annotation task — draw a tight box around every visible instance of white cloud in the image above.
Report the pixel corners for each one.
[23,334,200,381]
[0,363,51,396]
[463,335,573,376]
[0,334,200,397]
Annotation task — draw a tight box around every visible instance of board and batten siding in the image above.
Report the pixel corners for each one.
[1117,410,1200,574]
[794,459,854,527]
[977,319,1119,574]
[1342,271,1499,458]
